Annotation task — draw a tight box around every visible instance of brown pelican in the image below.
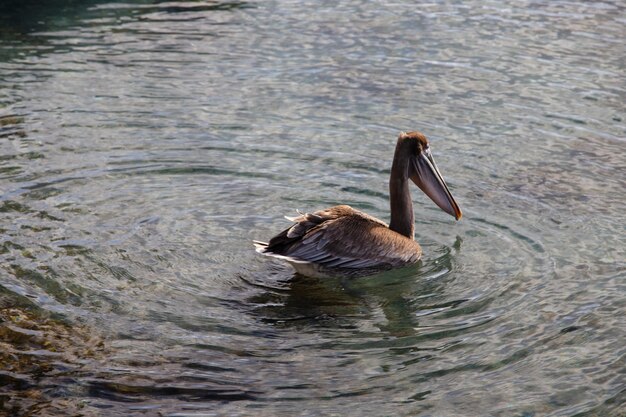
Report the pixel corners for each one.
[254,131,462,277]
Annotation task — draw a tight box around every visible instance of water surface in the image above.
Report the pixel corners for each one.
[0,0,624,416]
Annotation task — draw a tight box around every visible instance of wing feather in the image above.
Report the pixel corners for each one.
[259,205,421,272]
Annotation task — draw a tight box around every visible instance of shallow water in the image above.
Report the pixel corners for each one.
[0,0,624,416]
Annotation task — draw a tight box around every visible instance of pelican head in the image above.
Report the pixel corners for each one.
[399,131,462,220]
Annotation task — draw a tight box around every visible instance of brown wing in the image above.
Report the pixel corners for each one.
[257,205,421,269]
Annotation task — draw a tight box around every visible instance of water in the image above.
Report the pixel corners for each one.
[0,0,624,415]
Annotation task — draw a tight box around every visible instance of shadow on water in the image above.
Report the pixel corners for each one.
[0,0,253,61]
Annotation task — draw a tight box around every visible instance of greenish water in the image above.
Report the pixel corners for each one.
[0,0,624,416]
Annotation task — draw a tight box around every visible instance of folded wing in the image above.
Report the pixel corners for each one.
[255,205,421,271]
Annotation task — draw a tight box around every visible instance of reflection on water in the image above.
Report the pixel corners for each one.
[1,0,625,416]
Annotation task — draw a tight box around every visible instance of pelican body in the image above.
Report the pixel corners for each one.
[255,131,462,277]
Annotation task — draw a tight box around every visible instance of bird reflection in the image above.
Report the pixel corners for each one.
[247,236,464,338]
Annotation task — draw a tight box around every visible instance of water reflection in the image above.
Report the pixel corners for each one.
[248,239,472,340]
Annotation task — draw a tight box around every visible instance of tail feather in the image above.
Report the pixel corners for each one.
[253,239,310,264]
[253,240,269,253]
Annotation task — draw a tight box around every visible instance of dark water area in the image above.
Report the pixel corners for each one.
[0,0,624,416]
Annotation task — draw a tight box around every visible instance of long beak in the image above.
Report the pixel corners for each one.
[410,149,462,220]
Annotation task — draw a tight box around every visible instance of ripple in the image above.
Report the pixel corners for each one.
[1,0,624,415]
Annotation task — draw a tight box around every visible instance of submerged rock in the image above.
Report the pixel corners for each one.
[0,305,105,417]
